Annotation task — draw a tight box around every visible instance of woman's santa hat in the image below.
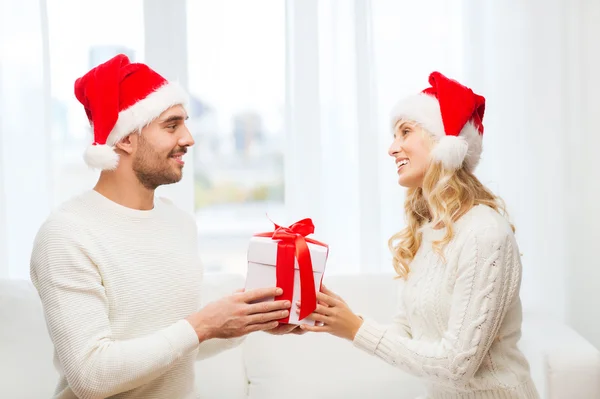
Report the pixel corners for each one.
[391,71,485,171]
[74,54,188,170]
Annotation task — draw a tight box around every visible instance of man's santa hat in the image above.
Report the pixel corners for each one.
[390,71,485,171]
[74,54,188,170]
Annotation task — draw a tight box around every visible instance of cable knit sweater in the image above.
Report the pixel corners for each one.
[30,190,242,399]
[353,205,540,399]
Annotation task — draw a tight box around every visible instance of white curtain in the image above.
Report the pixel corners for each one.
[461,0,574,321]
[284,0,466,275]
[285,0,600,347]
[0,0,52,280]
[1,0,599,346]
[461,0,600,348]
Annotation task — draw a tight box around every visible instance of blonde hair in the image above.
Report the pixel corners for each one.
[388,126,512,279]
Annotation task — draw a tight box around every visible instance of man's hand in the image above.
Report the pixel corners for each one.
[264,323,307,336]
[186,287,291,342]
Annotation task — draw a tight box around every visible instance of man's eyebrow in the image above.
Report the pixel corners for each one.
[160,115,189,124]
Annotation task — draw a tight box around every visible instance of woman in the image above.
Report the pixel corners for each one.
[299,72,540,398]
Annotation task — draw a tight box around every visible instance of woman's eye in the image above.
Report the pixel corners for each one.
[402,129,410,136]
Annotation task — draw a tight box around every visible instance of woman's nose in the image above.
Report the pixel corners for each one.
[388,140,401,157]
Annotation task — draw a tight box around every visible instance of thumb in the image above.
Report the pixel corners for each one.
[321,284,334,296]
[321,284,344,302]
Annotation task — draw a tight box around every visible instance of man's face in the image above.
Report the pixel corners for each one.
[131,105,194,190]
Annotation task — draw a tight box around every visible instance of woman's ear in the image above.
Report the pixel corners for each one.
[114,134,135,155]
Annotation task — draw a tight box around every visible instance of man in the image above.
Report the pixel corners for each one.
[30,54,299,399]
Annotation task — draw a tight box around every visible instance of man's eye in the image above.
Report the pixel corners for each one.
[402,129,410,136]
[167,125,177,130]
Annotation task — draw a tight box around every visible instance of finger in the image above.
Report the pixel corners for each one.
[321,284,334,296]
[321,285,345,302]
[315,304,334,316]
[301,311,328,323]
[245,321,280,333]
[246,299,291,315]
[297,300,330,310]
[316,292,339,307]
[246,309,289,324]
[242,287,283,303]
[296,303,334,317]
[299,324,328,333]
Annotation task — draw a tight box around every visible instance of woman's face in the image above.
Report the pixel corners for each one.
[388,120,433,188]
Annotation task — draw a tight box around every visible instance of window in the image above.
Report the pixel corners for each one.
[0,0,49,279]
[2,0,466,279]
[186,0,286,274]
[47,0,145,206]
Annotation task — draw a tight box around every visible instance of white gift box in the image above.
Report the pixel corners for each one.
[245,236,328,325]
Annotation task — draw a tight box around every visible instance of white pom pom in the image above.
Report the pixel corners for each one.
[431,135,468,171]
[83,144,120,170]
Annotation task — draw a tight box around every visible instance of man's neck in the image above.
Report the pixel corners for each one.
[94,171,155,211]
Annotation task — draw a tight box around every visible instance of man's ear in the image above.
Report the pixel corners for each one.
[114,133,136,155]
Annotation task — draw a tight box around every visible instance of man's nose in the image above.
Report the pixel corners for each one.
[179,125,195,147]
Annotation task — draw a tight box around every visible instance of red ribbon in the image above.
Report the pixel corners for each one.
[254,218,328,322]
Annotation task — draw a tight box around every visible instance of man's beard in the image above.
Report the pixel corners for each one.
[132,136,185,190]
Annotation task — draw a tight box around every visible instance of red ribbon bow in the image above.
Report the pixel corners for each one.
[255,218,328,321]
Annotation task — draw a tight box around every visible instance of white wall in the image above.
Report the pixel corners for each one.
[564,0,600,350]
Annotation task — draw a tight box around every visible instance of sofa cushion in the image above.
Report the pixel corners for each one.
[243,273,423,399]
[194,273,249,398]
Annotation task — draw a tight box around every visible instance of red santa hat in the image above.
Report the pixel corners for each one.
[74,54,188,170]
[390,71,485,171]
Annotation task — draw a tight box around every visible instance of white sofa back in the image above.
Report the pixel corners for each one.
[2,274,600,398]
[1,278,59,398]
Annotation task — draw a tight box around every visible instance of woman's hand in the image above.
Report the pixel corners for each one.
[297,285,363,341]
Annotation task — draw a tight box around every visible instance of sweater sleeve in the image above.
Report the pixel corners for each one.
[352,226,521,387]
[196,336,245,360]
[30,220,200,399]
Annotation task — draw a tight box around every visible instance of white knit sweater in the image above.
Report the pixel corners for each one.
[353,205,540,399]
[30,190,242,399]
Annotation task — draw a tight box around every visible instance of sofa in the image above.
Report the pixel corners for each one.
[2,273,599,399]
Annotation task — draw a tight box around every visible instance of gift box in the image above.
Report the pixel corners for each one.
[245,218,328,326]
